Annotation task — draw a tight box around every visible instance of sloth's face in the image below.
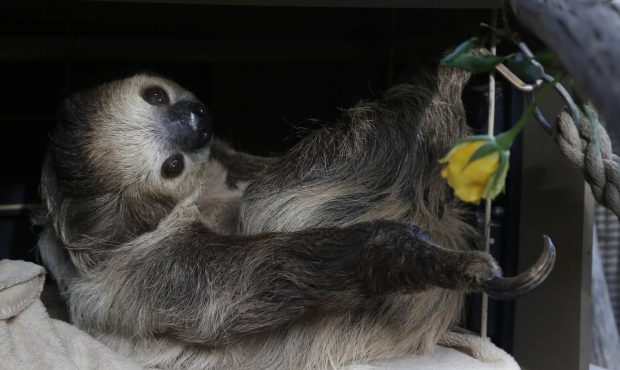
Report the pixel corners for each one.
[43,74,222,246]
[54,74,213,199]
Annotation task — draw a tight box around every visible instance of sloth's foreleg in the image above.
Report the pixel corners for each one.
[69,212,498,347]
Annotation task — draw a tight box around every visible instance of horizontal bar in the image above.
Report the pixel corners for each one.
[75,0,502,9]
[0,203,39,212]
[0,37,366,62]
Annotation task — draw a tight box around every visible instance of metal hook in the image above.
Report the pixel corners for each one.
[481,43,581,135]
[517,41,582,133]
[525,74,581,134]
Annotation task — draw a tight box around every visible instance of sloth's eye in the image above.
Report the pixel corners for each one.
[142,86,170,106]
[161,154,184,178]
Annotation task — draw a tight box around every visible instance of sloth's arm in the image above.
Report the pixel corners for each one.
[88,215,497,345]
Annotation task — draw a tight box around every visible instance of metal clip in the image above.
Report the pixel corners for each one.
[479,47,542,92]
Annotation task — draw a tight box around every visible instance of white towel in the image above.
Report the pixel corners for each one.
[368,332,520,370]
[0,259,142,370]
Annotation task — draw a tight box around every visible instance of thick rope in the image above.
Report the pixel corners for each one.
[555,108,620,218]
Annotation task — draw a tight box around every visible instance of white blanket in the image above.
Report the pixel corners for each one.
[0,259,520,370]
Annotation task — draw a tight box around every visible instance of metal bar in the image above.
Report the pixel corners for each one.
[481,8,498,340]
[0,204,38,212]
[72,0,503,9]
[0,38,366,62]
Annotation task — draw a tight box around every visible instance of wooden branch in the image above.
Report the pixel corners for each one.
[509,0,620,139]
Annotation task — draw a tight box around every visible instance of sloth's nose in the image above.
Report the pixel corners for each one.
[166,100,212,151]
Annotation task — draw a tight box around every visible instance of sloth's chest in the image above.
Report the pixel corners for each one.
[196,195,241,235]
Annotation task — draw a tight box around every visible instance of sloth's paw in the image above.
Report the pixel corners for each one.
[461,251,502,290]
[359,220,504,294]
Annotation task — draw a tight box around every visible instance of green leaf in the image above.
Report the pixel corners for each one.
[465,142,499,168]
[442,53,512,74]
[533,50,561,68]
[574,98,601,154]
[441,37,479,64]
[483,151,510,200]
[506,52,543,83]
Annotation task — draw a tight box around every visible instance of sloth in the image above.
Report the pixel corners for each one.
[36,65,553,369]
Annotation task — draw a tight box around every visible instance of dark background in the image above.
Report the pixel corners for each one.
[0,1,523,353]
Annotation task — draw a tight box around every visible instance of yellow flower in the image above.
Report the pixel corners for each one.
[439,140,509,204]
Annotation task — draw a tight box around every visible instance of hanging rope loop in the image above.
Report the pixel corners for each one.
[555,108,620,218]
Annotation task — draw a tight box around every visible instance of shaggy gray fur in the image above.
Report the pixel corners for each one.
[36,67,503,369]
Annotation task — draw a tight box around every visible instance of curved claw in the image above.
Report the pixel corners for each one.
[482,235,556,300]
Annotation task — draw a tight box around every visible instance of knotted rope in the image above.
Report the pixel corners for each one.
[555,109,620,218]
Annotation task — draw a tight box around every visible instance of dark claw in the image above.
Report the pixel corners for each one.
[409,223,432,243]
[482,235,556,300]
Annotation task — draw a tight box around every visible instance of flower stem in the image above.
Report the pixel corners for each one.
[495,73,565,150]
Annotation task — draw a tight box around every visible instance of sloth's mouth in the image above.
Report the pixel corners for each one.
[185,132,211,154]
[194,130,212,150]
